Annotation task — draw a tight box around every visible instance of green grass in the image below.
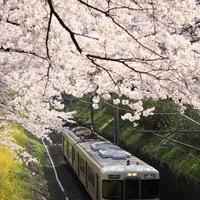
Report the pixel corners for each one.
[29,139,46,165]
[11,124,29,148]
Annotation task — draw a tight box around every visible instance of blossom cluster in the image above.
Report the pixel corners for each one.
[0,0,200,134]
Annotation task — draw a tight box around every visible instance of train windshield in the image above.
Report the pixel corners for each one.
[141,179,159,199]
[102,180,122,199]
[125,179,139,199]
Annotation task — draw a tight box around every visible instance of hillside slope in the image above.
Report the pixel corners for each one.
[0,121,51,200]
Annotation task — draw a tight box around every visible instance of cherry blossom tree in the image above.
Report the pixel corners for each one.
[0,0,200,133]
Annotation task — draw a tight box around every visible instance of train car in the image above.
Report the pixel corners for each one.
[60,126,160,200]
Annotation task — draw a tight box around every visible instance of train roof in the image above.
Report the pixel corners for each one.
[60,126,158,174]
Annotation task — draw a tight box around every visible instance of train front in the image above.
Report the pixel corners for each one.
[101,160,160,200]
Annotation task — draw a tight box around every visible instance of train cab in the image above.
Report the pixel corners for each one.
[100,160,159,200]
[101,173,159,200]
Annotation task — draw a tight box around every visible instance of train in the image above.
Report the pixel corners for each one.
[60,126,160,200]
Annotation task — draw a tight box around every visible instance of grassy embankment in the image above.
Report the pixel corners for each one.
[69,97,200,184]
[0,122,48,200]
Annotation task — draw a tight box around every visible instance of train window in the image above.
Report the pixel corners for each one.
[125,179,139,199]
[102,180,122,199]
[79,157,85,174]
[68,143,72,158]
[141,179,159,199]
[64,139,68,156]
[87,165,95,186]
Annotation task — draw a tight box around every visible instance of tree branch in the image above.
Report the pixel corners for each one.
[77,0,166,58]
[47,0,82,53]
[87,55,118,86]
[86,53,162,80]
[44,10,53,94]
[6,19,20,26]
[0,46,47,60]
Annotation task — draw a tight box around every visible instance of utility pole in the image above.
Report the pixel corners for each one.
[113,105,120,145]
[90,95,95,129]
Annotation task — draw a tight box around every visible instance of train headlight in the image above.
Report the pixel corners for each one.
[128,172,137,177]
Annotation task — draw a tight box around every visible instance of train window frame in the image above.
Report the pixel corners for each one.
[64,138,69,156]
[68,143,72,159]
[125,179,140,199]
[79,156,85,175]
[102,180,122,199]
